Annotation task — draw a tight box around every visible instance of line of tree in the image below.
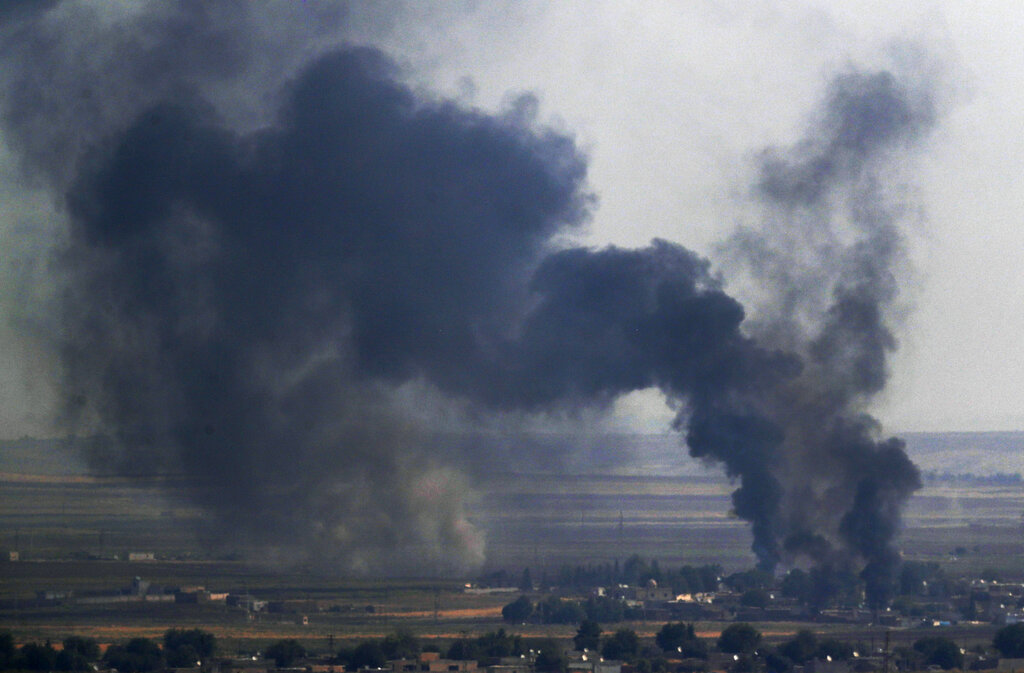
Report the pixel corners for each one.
[489,554,1023,614]
[724,626,974,673]
[569,621,706,665]
[480,558,722,595]
[0,630,216,673]
[5,621,1024,673]
[553,558,722,594]
[334,630,432,670]
[0,634,100,672]
[277,623,1024,673]
[502,594,647,625]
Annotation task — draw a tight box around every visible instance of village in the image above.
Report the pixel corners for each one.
[6,552,1024,673]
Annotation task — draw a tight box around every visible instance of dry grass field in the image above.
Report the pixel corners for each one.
[2,437,1024,652]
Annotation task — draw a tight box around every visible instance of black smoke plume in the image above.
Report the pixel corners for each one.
[2,5,933,589]
[718,70,933,604]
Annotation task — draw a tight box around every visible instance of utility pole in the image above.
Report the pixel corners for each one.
[617,511,624,561]
[883,629,891,673]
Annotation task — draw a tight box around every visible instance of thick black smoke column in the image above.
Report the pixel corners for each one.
[716,71,933,604]
[57,48,593,571]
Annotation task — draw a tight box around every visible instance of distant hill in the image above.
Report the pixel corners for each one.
[3,430,1022,480]
[902,431,1024,478]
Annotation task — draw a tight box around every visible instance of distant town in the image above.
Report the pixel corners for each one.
[6,552,1024,673]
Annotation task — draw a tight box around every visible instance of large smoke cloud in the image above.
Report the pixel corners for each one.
[57,46,591,572]
[2,3,934,593]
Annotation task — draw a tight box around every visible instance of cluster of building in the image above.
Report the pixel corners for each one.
[586,578,1024,628]
[24,575,352,629]
[224,649,629,673]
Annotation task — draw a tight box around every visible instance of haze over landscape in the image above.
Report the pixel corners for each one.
[0,2,1022,587]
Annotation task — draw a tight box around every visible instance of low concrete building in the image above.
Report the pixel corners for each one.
[570,658,622,673]
[390,655,477,673]
[227,593,267,611]
[803,660,850,673]
[635,580,674,603]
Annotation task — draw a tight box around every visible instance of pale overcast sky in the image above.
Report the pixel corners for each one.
[359,1,1024,433]
[1,1,1022,437]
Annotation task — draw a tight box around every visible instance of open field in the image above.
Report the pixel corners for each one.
[8,471,1024,572]
[2,476,1023,651]
[3,434,1024,650]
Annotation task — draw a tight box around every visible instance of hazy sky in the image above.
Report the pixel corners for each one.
[352,1,1024,434]
[1,1,1022,437]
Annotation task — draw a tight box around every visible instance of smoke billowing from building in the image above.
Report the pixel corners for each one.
[1,4,934,592]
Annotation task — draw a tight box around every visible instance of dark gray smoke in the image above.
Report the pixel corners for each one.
[55,46,593,572]
[716,70,933,604]
[1,4,934,588]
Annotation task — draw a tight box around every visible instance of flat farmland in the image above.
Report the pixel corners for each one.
[3,451,1024,649]
[4,470,1024,574]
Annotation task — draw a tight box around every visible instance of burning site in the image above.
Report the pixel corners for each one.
[0,2,973,612]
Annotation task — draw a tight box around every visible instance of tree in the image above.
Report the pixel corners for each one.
[105,638,164,673]
[475,629,523,658]
[622,555,648,586]
[62,636,100,662]
[20,642,57,672]
[724,569,773,593]
[447,640,478,661]
[655,622,707,659]
[717,624,761,655]
[892,646,922,673]
[165,629,216,660]
[166,645,202,669]
[382,630,420,660]
[0,632,13,670]
[656,623,692,652]
[520,568,534,592]
[762,647,793,673]
[348,641,386,670]
[165,629,216,667]
[807,566,862,609]
[666,564,722,594]
[601,629,639,662]
[536,596,586,624]
[816,640,853,662]
[913,637,963,670]
[740,589,770,608]
[677,639,708,660]
[583,596,641,622]
[502,595,533,623]
[533,638,567,673]
[265,639,306,668]
[57,635,99,667]
[779,631,817,665]
[574,620,602,652]
[899,561,943,596]
[995,623,1024,658]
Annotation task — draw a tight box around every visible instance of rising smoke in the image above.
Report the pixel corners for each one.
[1,3,935,595]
